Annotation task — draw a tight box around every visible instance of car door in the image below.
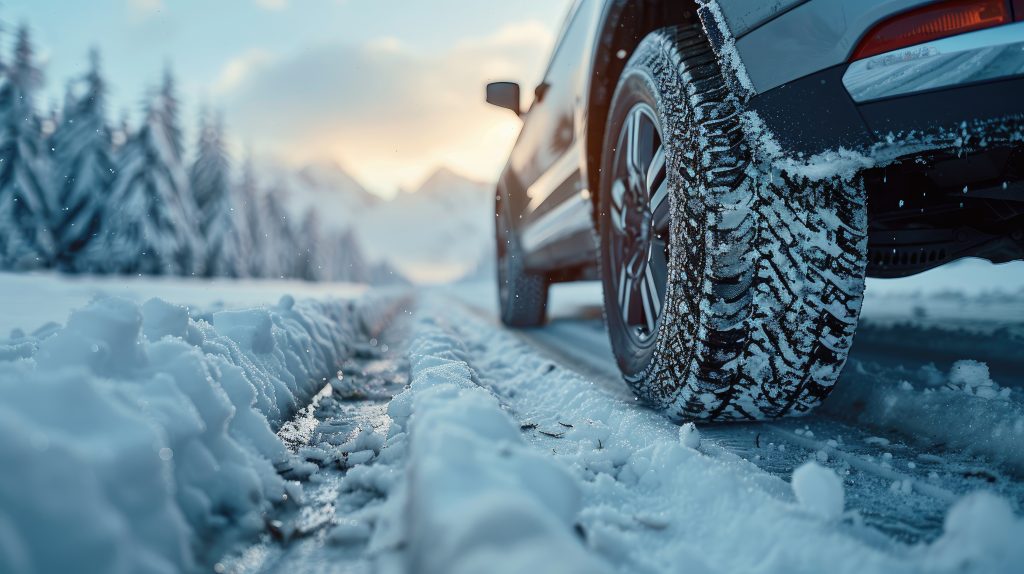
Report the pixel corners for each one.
[508,0,603,268]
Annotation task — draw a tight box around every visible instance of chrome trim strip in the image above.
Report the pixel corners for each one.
[520,192,592,254]
[842,21,1024,103]
[526,142,583,212]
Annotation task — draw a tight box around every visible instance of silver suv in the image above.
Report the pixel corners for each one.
[486,0,1024,421]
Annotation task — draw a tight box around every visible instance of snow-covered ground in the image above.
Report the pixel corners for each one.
[0,272,366,335]
[2,259,1024,574]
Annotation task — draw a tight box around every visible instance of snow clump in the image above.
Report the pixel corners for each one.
[679,422,701,449]
[792,462,845,521]
[917,491,1024,570]
[946,360,1011,400]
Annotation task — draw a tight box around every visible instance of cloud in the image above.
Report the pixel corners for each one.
[127,0,163,18]
[217,21,554,193]
[213,50,275,96]
[255,0,289,10]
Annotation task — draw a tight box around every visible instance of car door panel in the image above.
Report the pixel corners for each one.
[507,0,605,270]
[510,1,601,214]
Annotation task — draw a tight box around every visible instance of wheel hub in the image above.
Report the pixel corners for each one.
[621,178,654,279]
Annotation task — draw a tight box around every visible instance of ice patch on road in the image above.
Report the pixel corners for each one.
[0,293,386,574]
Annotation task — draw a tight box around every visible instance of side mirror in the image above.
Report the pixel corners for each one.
[486,82,521,116]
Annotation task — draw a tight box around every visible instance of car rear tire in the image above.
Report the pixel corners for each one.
[598,26,868,420]
[496,191,549,327]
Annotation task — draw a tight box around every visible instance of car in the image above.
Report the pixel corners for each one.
[486,0,1024,421]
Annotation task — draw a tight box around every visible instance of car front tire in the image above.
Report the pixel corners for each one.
[598,26,868,421]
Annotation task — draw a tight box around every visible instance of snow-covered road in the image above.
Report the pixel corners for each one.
[449,281,1024,542]
[3,262,1023,574]
[214,264,1023,574]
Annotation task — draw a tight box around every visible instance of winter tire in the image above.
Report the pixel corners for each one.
[598,26,868,421]
[496,190,549,327]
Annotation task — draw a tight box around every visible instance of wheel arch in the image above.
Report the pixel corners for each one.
[583,0,702,227]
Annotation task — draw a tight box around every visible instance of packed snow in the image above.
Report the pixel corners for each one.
[371,316,608,574]
[0,283,406,573]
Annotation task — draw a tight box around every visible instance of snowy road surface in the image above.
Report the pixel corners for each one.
[2,261,1024,573]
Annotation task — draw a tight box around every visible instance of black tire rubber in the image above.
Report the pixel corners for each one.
[598,26,868,421]
[496,191,549,328]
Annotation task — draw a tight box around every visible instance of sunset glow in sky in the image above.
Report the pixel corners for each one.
[7,0,573,196]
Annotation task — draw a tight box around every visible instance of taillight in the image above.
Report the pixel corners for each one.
[852,0,1012,61]
[1015,0,1024,20]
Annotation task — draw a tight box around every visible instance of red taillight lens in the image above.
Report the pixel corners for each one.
[852,0,1011,60]
[1015,0,1024,20]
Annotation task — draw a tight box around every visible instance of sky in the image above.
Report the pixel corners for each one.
[4,0,573,197]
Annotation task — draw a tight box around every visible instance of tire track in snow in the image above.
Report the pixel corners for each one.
[216,302,414,574]
[448,293,1024,545]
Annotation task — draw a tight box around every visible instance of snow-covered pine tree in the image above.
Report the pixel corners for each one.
[237,153,263,276]
[112,110,131,150]
[157,66,185,165]
[155,66,203,274]
[0,26,56,269]
[80,91,203,275]
[316,228,367,282]
[336,229,368,282]
[260,186,295,278]
[50,48,115,269]
[190,109,245,277]
[295,209,323,281]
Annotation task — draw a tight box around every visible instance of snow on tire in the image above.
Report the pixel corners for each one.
[598,26,868,421]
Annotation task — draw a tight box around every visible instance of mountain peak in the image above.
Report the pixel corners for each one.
[412,166,488,197]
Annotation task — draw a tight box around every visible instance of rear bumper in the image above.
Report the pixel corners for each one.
[748,62,1024,158]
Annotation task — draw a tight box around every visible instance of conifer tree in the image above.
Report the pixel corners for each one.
[236,152,262,276]
[0,26,55,269]
[81,91,202,275]
[50,48,115,269]
[190,109,244,277]
[260,187,294,278]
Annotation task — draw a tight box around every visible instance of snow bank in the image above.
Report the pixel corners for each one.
[825,359,1024,473]
[0,292,391,574]
[371,316,609,574]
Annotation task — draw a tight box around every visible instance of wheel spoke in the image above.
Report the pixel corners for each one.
[617,267,633,324]
[647,245,668,303]
[646,145,665,196]
[651,178,671,234]
[640,266,660,334]
[627,110,643,179]
[610,179,627,233]
[626,248,644,274]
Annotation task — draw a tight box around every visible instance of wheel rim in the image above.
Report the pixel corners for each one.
[609,103,669,343]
